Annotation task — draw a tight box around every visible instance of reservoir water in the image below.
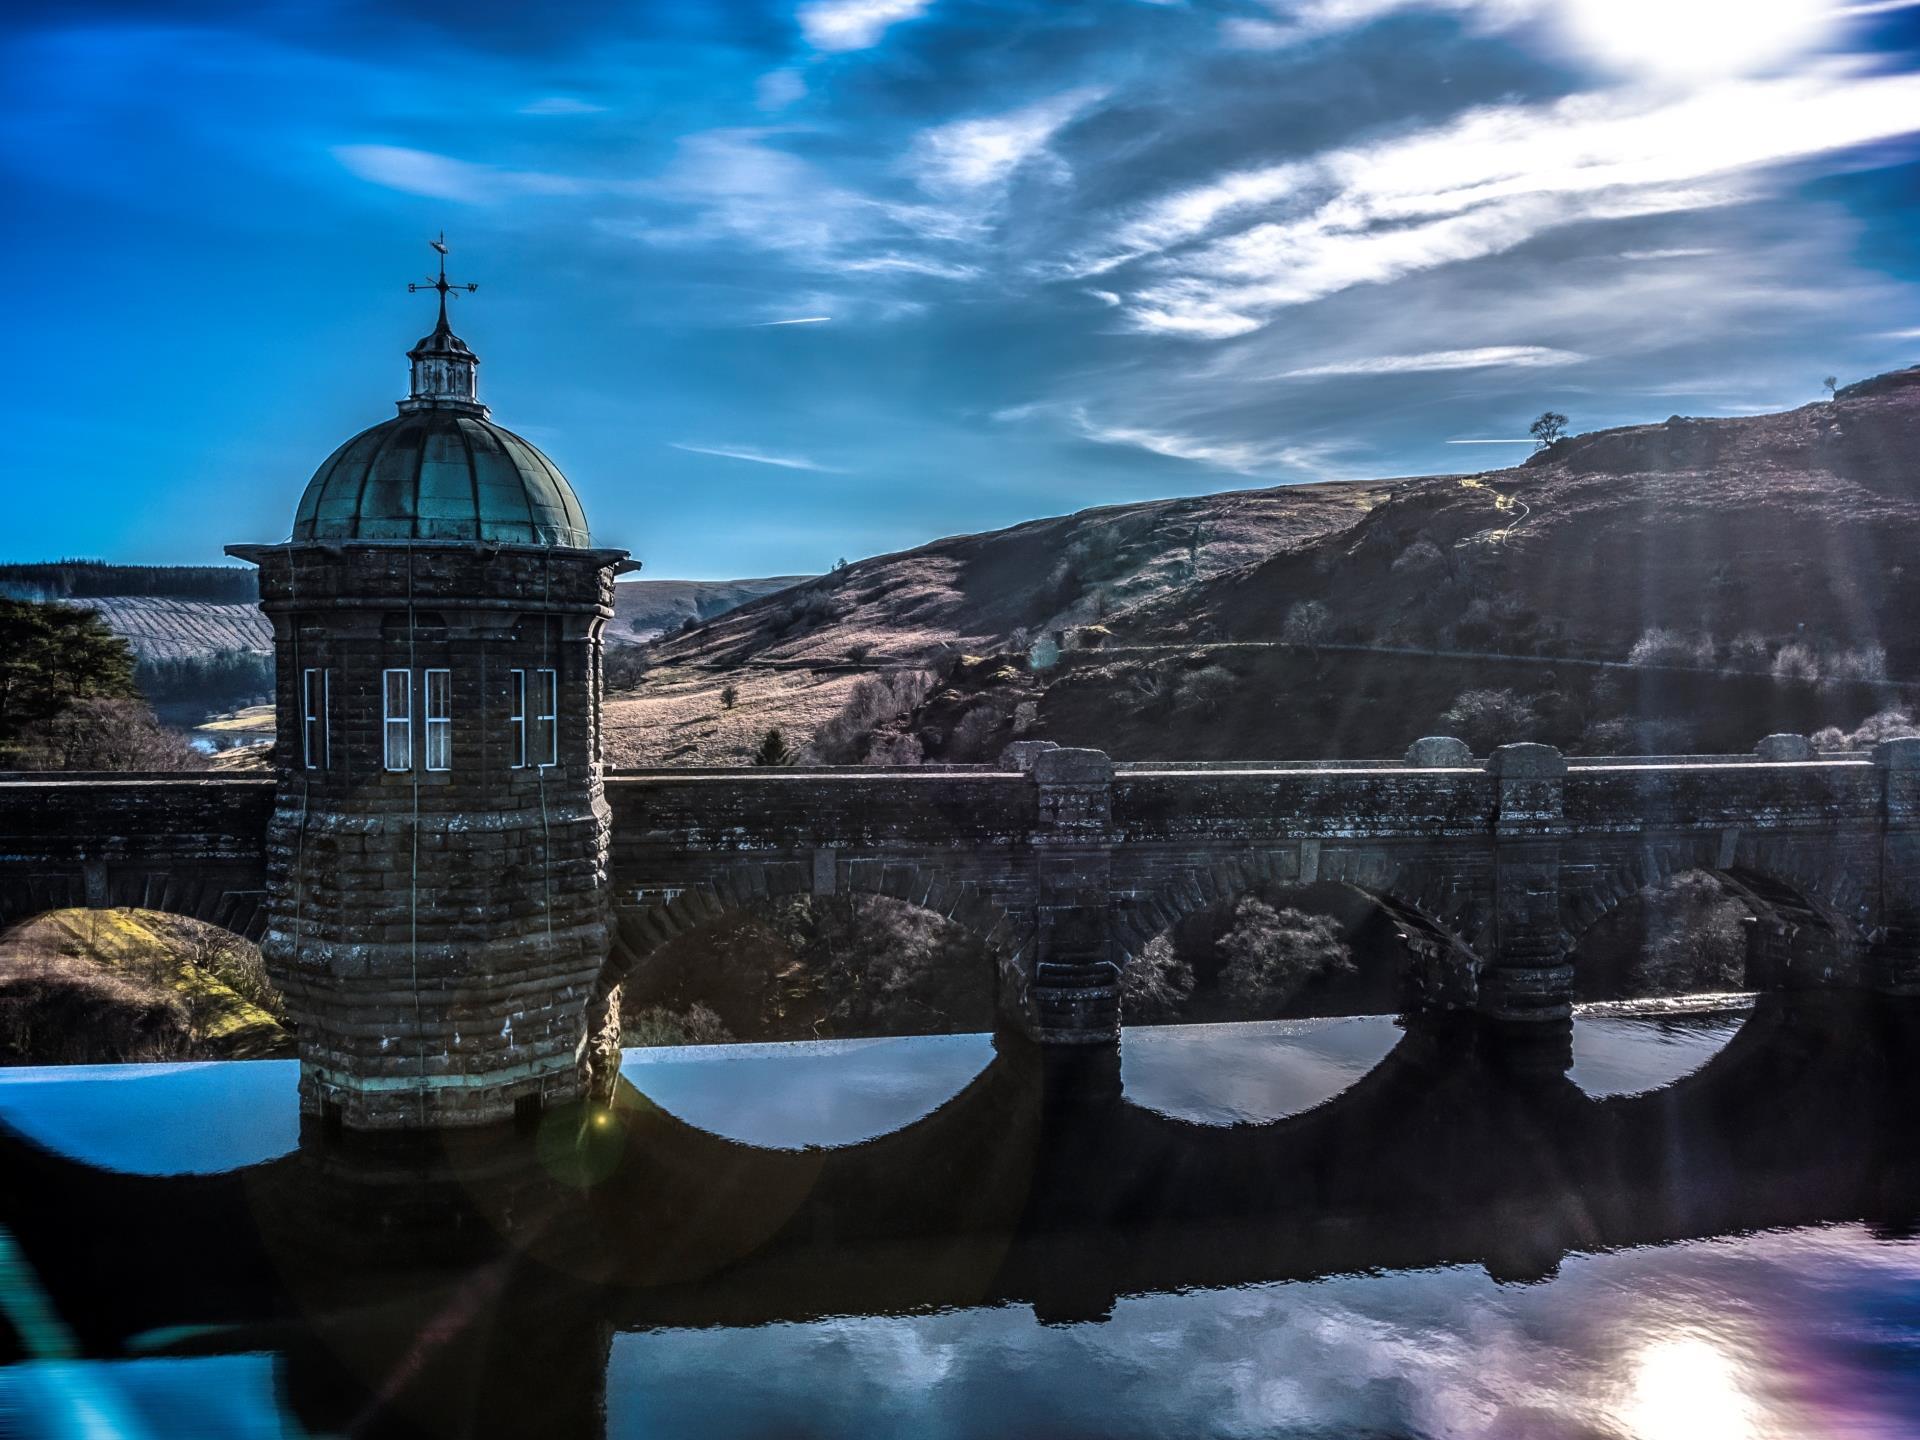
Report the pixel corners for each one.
[2,999,1918,1438]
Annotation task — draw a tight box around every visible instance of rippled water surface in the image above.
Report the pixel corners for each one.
[3,1002,1918,1439]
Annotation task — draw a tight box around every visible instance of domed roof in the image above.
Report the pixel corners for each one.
[293,411,591,547]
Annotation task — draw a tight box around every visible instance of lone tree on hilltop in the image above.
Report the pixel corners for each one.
[1823,375,1838,400]
[1529,411,1569,449]
[751,727,795,766]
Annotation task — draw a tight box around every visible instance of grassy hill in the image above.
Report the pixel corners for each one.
[611,575,813,644]
[614,367,1920,766]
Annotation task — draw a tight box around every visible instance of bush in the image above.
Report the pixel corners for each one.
[1121,934,1194,1021]
[1216,900,1354,1010]
[603,647,651,691]
[1812,709,1919,751]
[719,683,739,710]
[625,1002,733,1047]
[1176,665,1237,717]
[1772,643,1822,683]
[15,697,206,772]
[1438,688,1537,752]
[1282,600,1332,651]
[1825,644,1888,684]
[1623,871,1748,996]
[846,641,875,664]
[811,670,937,763]
[1626,628,1716,668]
[1391,537,1445,575]
[948,706,1002,760]
[1028,634,1061,671]
[866,732,925,765]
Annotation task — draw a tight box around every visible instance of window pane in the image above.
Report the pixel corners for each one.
[384,669,410,717]
[509,670,526,769]
[425,669,450,719]
[425,722,450,772]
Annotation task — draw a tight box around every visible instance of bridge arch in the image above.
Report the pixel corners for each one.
[0,868,270,944]
[583,859,1031,1087]
[1113,850,1486,1016]
[1559,835,1873,994]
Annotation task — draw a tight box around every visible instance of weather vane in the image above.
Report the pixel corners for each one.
[408,233,478,312]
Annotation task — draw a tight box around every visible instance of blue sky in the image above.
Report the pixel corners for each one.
[3,0,1918,578]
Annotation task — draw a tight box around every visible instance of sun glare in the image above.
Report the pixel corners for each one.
[1557,0,1838,79]
[1618,1335,1761,1440]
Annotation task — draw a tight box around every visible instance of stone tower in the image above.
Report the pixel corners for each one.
[229,248,631,1130]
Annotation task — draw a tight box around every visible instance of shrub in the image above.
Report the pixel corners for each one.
[624,1002,733,1047]
[1121,934,1194,1021]
[1438,688,1537,752]
[1282,600,1332,652]
[1028,634,1061,671]
[1623,871,1748,996]
[1824,645,1888,684]
[1216,900,1354,1010]
[948,706,1002,760]
[866,732,925,765]
[1391,537,1445,575]
[846,641,875,664]
[1176,666,1237,717]
[811,670,937,763]
[15,697,207,772]
[1772,643,1822,683]
[719,683,739,710]
[1626,628,1716,668]
[604,647,651,691]
[1812,709,1919,750]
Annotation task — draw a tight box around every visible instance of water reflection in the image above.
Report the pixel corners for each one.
[1119,1016,1403,1125]
[618,1033,995,1149]
[0,1060,298,1175]
[1570,1008,1749,1100]
[2,995,1918,1439]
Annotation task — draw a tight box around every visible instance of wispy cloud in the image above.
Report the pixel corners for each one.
[1001,403,1341,476]
[1445,437,1538,444]
[1088,64,1920,339]
[333,144,588,202]
[520,96,605,116]
[799,0,936,51]
[908,88,1103,198]
[1617,247,1718,260]
[751,316,833,326]
[669,442,840,471]
[1280,346,1587,377]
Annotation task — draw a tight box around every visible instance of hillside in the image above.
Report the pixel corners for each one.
[602,482,1385,765]
[613,367,1920,766]
[611,575,812,644]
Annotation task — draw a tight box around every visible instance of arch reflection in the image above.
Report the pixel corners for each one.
[1570,1002,1751,1100]
[1119,1017,1404,1126]
[617,1032,998,1150]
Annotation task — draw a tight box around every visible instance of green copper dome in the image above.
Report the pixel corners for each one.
[291,263,591,549]
[292,411,590,548]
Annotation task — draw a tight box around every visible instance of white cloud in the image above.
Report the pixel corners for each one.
[837,254,982,280]
[1281,346,1587,376]
[1445,437,1539,444]
[751,316,833,326]
[1091,64,1920,339]
[799,0,935,51]
[1000,404,1340,476]
[909,89,1104,198]
[668,442,840,471]
[332,144,589,202]
[1876,327,1920,339]
[520,96,605,116]
[1617,247,1718,260]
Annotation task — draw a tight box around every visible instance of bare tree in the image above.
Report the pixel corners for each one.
[1529,411,1569,448]
[1823,375,1838,401]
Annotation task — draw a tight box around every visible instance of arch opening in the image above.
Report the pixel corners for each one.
[1118,879,1471,1028]
[0,905,290,1068]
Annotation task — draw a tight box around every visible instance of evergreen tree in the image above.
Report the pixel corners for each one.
[751,727,795,766]
[0,599,141,760]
